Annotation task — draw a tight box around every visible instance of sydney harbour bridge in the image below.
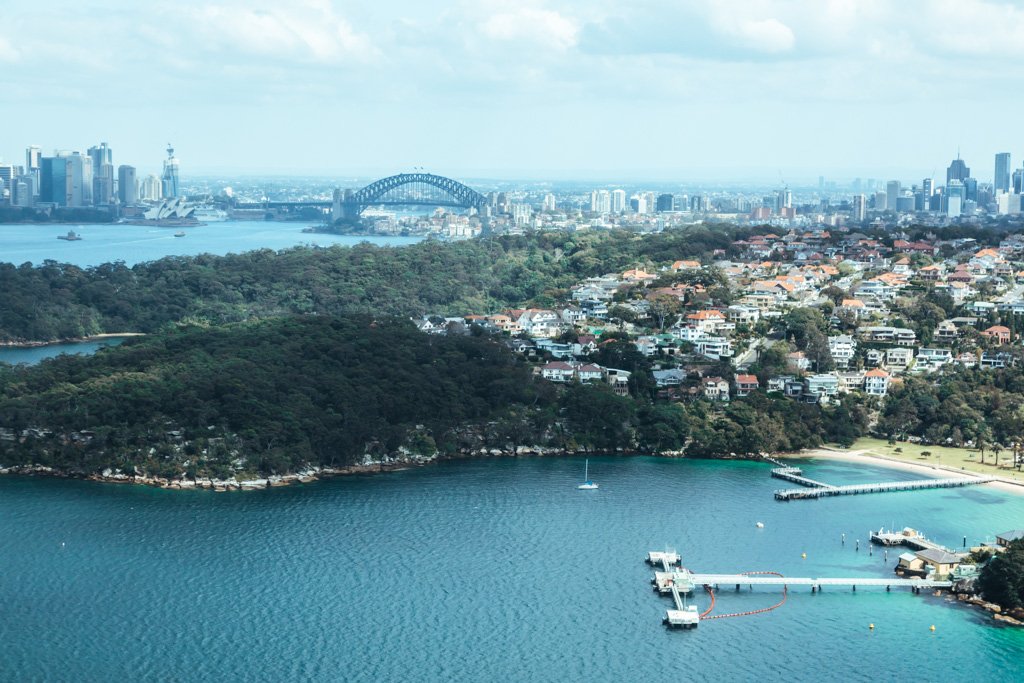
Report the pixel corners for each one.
[234,172,488,222]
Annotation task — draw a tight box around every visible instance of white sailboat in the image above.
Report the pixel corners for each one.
[577,459,599,490]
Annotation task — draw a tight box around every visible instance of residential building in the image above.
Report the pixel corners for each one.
[735,374,759,397]
[702,376,730,402]
[864,368,890,396]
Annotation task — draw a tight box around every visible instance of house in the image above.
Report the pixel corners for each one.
[702,376,730,402]
[996,530,1024,548]
[735,374,760,397]
[805,374,840,397]
[915,348,952,371]
[864,368,890,396]
[884,347,913,372]
[671,260,702,271]
[838,299,867,318]
[687,309,729,334]
[653,369,686,387]
[980,351,1015,369]
[828,335,858,368]
[693,336,733,360]
[787,351,811,371]
[982,325,1011,345]
[726,305,761,325]
[915,549,964,579]
[934,320,959,343]
[767,375,794,393]
[540,361,604,383]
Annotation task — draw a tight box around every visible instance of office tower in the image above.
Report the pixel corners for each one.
[945,179,965,216]
[913,187,925,211]
[610,189,626,213]
[161,144,180,198]
[922,177,933,199]
[542,193,555,212]
[25,145,41,174]
[589,189,610,214]
[118,165,138,205]
[963,177,978,203]
[656,193,674,212]
[140,174,163,201]
[853,194,867,221]
[886,181,900,210]
[13,177,33,207]
[946,154,970,185]
[874,190,888,211]
[88,143,114,205]
[1014,168,1024,194]
[511,203,531,225]
[995,153,1012,193]
[40,152,87,207]
[896,195,915,212]
[0,164,14,191]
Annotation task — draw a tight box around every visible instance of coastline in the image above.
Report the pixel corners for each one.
[0,332,145,349]
[785,447,1024,497]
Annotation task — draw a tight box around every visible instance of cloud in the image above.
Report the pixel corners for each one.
[730,18,795,53]
[480,6,579,50]
[0,36,19,62]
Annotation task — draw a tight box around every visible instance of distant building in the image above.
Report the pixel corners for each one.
[161,144,180,199]
[995,153,1012,194]
[886,180,900,210]
[590,189,610,214]
[853,194,867,221]
[656,193,674,212]
[140,174,163,201]
[946,155,970,186]
[118,165,138,205]
[610,189,626,213]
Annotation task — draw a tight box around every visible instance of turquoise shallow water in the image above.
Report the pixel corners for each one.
[2,456,1023,682]
[0,221,421,268]
[0,337,129,366]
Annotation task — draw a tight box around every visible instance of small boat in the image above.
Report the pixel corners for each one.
[173,231,186,237]
[756,522,765,528]
[57,230,82,241]
[577,459,599,490]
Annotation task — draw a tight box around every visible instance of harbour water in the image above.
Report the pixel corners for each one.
[0,337,131,365]
[0,221,422,268]
[2,456,1023,681]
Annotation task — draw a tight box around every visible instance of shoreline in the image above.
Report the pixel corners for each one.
[784,447,1024,497]
[0,333,145,349]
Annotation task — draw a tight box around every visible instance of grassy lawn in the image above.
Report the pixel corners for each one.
[839,437,1024,483]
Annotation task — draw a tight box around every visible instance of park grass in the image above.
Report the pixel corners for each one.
[841,437,1024,484]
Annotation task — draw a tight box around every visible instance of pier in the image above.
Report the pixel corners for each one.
[774,476,994,500]
[870,527,952,553]
[770,466,836,489]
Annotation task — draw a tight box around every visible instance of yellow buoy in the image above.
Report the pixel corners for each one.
[930,625,936,632]
[869,623,875,630]
[801,552,807,559]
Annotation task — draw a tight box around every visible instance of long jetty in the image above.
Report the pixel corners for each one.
[774,476,994,500]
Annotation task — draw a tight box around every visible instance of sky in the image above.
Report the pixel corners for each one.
[2,0,1024,183]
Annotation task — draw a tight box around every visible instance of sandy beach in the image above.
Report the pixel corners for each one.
[786,447,1024,497]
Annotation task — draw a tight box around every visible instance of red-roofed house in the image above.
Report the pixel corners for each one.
[983,325,1012,345]
[735,374,760,397]
[864,368,890,396]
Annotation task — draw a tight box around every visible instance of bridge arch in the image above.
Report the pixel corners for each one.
[335,173,487,220]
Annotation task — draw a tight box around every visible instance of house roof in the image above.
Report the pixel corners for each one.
[865,368,890,378]
[735,374,759,384]
[985,325,1011,334]
[916,548,962,565]
[996,530,1024,542]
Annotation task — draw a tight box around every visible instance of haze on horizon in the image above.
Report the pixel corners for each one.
[3,0,1024,183]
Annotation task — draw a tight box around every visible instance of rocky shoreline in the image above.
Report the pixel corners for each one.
[0,445,693,492]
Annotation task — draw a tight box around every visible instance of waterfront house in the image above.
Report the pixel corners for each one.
[996,530,1024,548]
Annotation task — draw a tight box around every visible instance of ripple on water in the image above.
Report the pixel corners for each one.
[2,457,1024,681]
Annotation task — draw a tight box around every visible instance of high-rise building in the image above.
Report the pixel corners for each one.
[25,145,41,196]
[853,194,867,221]
[945,179,965,216]
[946,154,970,186]
[40,152,87,207]
[1014,168,1024,195]
[995,153,1012,193]
[88,143,114,205]
[886,181,900,211]
[589,189,610,214]
[963,177,978,203]
[922,177,933,199]
[874,190,888,211]
[161,144,180,199]
[656,193,674,212]
[541,193,555,212]
[118,165,138,205]
[610,189,626,213]
[13,177,33,207]
[140,174,163,201]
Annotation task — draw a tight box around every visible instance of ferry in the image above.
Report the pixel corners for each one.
[57,230,82,241]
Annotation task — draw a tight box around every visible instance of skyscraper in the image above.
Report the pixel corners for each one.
[656,193,674,212]
[922,177,933,199]
[118,165,138,205]
[88,143,114,205]
[40,152,87,207]
[853,194,867,221]
[140,174,163,201]
[25,145,41,196]
[946,154,970,186]
[886,181,900,211]
[161,144,180,199]
[610,189,626,213]
[995,153,1012,193]
[874,190,888,212]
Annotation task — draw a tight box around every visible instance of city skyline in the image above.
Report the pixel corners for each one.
[3,1,1024,179]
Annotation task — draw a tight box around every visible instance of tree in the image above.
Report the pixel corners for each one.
[979,538,1024,610]
[647,294,681,331]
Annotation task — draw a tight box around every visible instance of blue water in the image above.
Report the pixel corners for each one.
[0,337,130,365]
[0,221,422,267]
[1,456,1022,681]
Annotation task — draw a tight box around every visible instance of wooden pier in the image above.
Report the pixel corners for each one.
[774,476,994,500]
[770,466,836,489]
[869,527,951,553]
[687,572,951,591]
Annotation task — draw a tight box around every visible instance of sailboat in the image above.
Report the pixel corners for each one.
[577,459,599,490]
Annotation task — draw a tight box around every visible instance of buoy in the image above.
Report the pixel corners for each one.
[801,552,807,559]
[869,623,874,630]
[930,625,936,632]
